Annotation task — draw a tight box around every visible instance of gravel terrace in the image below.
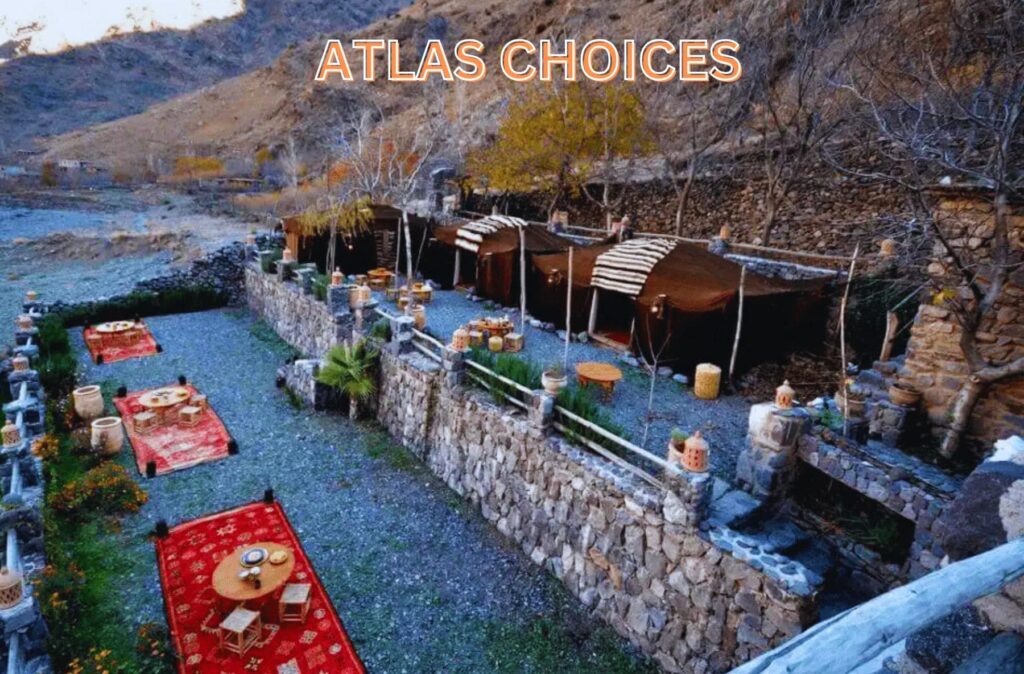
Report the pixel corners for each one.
[69,308,655,673]
[374,286,752,482]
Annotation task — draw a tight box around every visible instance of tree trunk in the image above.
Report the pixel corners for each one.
[673,162,696,236]
[939,376,986,458]
[349,397,360,421]
[762,191,777,245]
[403,210,413,281]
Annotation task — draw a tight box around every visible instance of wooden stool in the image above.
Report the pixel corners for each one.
[122,329,140,345]
[178,405,203,427]
[219,607,261,656]
[385,286,401,301]
[190,394,208,411]
[278,583,311,624]
[368,277,386,290]
[133,411,158,435]
[504,333,524,352]
[86,333,104,351]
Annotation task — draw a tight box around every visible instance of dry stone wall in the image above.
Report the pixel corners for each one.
[377,348,816,673]
[897,192,1024,453]
[244,264,340,357]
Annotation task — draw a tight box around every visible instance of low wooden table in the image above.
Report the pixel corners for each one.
[94,320,139,347]
[212,542,296,606]
[138,386,191,425]
[575,362,623,401]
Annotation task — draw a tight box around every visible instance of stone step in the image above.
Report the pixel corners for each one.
[952,632,1024,674]
[708,488,763,528]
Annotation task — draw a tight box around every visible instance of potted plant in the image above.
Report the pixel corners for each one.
[835,381,868,418]
[888,382,921,408]
[316,340,379,420]
[667,428,688,465]
[542,363,567,395]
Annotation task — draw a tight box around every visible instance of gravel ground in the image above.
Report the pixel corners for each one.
[70,309,653,673]
[377,287,752,482]
[0,206,140,240]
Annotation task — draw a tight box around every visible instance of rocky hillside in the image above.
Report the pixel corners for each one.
[0,0,409,151]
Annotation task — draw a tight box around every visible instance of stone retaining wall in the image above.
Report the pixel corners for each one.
[244,265,340,357]
[377,347,816,673]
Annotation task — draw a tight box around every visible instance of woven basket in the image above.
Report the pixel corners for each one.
[694,364,722,400]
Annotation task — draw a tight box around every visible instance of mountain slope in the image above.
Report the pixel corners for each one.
[0,0,408,150]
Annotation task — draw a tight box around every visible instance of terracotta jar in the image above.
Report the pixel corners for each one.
[718,224,732,241]
[25,290,38,302]
[331,267,344,287]
[488,335,504,352]
[245,232,257,246]
[542,370,567,395]
[452,327,470,351]
[73,385,105,422]
[90,417,125,456]
[15,314,33,331]
[681,431,710,473]
[0,568,23,609]
[11,356,28,372]
[775,380,795,409]
[879,238,898,258]
[412,305,426,330]
[888,383,921,407]
[1,419,20,449]
[281,247,295,263]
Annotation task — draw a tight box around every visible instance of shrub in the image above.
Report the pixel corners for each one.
[55,285,229,326]
[38,353,77,398]
[37,315,71,358]
[32,434,61,461]
[555,386,625,453]
[312,273,329,302]
[48,462,148,518]
[317,340,379,404]
[467,348,542,405]
[260,248,284,274]
[368,318,391,341]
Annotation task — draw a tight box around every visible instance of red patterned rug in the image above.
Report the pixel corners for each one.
[84,323,160,364]
[156,502,365,674]
[114,384,232,476]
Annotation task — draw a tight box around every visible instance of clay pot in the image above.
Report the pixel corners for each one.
[888,383,921,408]
[281,247,295,263]
[245,233,257,246]
[1,419,20,449]
[835,390,867,418]
[25,291,38,302]
[73,385,105,422]
[879,238,898,258]
[11,356,28,372]
[667,437,686,467]
[412,305,426,330]
[15,314,33,331]
[718,225,732,241]
[90,417,125,456]
[0,567,23,609]
[542,371,567,395]
[681,431,710,473]
[775,380,795,409]
[331,268,344,287]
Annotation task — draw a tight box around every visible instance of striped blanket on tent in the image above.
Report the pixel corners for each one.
[591,238,678,297]
[455,215,528,253]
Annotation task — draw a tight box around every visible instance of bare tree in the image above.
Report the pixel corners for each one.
[829,0,1024,457]
[280,135,301,191]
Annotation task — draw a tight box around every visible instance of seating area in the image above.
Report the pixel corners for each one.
[83,319,160,364]
[114,382,233,476]
[155,501,364,673]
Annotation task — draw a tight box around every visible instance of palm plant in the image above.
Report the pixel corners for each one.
[316,340,379,419]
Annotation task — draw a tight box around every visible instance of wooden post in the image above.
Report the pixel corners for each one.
[879,311,899,362]
[564,247,573,370]
[588,288,600,337]
[453,249,461,287]
[728,265,747,382]
[520,226,527,335]
[394,214,402,281]
[403,210,413,283]
[839,244,860,434]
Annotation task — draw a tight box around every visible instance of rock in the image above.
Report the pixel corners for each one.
[673,374,689,386]
[576,332,589,343]
[905,607,993,673]
[657,366,673,377]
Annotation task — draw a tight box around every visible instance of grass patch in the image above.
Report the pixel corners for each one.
[249,319,301,360]
[484,614,657,674]
[283,385,305,410]
[363,427,420,473]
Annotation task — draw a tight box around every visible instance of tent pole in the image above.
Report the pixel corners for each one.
[839,245,861,436]
[520,226,527,335]
[453,249,461,287]
[403,210,413,283]
[564,246,573,370]
[728,265,747,383]
[588,288,600,337]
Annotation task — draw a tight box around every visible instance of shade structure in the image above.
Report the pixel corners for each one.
[532,239,833,374]
[280,204,433,275]
[424,215,572,307]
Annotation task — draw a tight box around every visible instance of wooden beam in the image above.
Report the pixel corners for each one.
[731,538,1024,674]
[879,311,900,362]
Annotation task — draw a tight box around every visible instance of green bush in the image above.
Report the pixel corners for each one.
[54,285,229,327]
[556,385,626,455]
[37,315,71,358]
[466,348,541,405]
[312,273,330,302]
[260,248,284,273]
[368,318,391,341]
[38,353,77,398]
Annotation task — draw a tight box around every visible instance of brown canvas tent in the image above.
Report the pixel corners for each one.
[280,204,432,275]
[424,215,572,307]
[531,238,832,374]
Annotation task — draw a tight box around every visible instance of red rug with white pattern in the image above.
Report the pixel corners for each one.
[84,323,160,363]
[114,384,231,476]
[156,502,365,674]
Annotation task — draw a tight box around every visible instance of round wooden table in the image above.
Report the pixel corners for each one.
[94,320,135,334]
[139,386,191,425]
[575,362,624,401]
[212,542,296,603]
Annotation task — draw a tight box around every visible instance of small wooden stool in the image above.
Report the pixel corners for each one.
[189,394,208,411]
[86,333,104,351]
[133,411,158,435]
[278,583,312,624]
[219,607,261,656]
[178,405,203,427]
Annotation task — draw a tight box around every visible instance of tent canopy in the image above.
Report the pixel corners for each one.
[433,216,570,257]
[532,239,827,313]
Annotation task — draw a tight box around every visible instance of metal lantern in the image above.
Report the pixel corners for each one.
[281,247,295,263]
[25,290,38,302]
[15,314,33,331]
[452,327,470,352]
[11,356,28,373]
[719,224,732,241]
[775,380,795,409]
[0,567,23,609]
[331,267,344,287]
[879,238,898,258]
[2,419,20,449]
